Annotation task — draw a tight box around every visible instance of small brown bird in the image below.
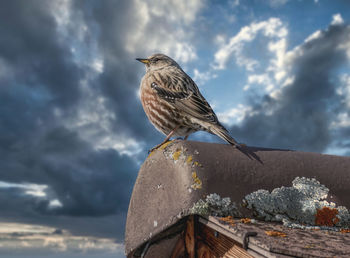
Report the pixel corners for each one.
[137,53,243,152]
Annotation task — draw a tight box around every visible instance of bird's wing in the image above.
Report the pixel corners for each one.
[150,78,219,124]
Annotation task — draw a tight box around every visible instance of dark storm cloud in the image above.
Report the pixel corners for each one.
[0,1,81,108]
[74,0,159,143]
[0,0,151,239]
[230,23,350,152]
[7,127,136,216]
[0,128,135,238]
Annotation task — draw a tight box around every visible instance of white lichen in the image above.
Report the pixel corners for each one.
[243,177,350,228]
[190,193,240,217]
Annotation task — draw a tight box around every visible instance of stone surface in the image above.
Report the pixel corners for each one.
[125,140,350,256]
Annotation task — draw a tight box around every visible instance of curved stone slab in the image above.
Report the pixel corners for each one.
[125,140,350,255]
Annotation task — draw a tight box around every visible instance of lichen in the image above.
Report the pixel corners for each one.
[186,155,193,164]
[191,171,202,189]
[220,216,235,226]
[265,231,287,237]
[159,140,174,150]
[194,161,201,167]
[315,207,340,227]
[240,218,252,224]
[243,177,350,229]
[147,140,175,158]
[190,193,240,217]
[172,149,182,160]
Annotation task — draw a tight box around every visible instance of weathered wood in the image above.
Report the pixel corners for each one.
[197,240,214,258]
[198,222,254,258]
[171,233,186,258]
[185,215,196,258]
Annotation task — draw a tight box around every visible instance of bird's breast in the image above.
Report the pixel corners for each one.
[140,77,178,135]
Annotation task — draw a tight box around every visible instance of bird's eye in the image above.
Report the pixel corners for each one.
[153,58,159,62]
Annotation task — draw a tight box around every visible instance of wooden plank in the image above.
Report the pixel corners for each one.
[197,222,254,258]
[185,215,195,258]
[171,233,185,258]
[199,216,275,258]
[197,240,214,258]
[225,245,255,258]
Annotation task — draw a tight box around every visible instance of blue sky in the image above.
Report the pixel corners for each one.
[0,0,349,257]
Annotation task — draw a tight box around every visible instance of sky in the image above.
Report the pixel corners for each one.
[0,0,350,257]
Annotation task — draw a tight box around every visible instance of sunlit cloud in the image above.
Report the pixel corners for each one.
[0,222,123,256]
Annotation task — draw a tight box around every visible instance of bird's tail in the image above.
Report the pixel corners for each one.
[208,123,262,163]
[209,124,240,147]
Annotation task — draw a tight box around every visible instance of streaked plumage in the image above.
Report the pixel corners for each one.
[137,53,241,150]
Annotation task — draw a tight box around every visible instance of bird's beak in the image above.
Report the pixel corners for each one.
[136,58,150,64]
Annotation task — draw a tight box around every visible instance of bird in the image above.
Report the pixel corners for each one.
[136,53,245,153]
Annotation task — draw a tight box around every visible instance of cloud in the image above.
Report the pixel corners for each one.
[213,17,287,71]
[268,0,289,8]
[229,0,240,8]
[69,0,204,151]
[0,222,124,257]
[331,13,344,25]
[228,20,350,153]
[0,126,138,217]
[192,68,217,85]
[217,104,256,126]
[0,0,206,248]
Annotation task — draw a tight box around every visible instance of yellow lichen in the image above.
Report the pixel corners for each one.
[240,218,251,224]
[159,140,174,150]
[194,161,202,167]
[172,150,182,160]
[186,155,193,164]
[148,151,155,158]
[265,231,287,237]
[220,216,235,226]
[191,171,202,189]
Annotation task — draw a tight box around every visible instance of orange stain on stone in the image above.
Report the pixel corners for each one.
[265,231,287,237]
[219,216,235,227]
[240,218,251,224]
[315,207,340,227]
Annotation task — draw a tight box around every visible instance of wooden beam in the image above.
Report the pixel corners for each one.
[185,215,196,258]
[197,222,254,258]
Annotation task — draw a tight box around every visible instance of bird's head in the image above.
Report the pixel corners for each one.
[136,53,178,72]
